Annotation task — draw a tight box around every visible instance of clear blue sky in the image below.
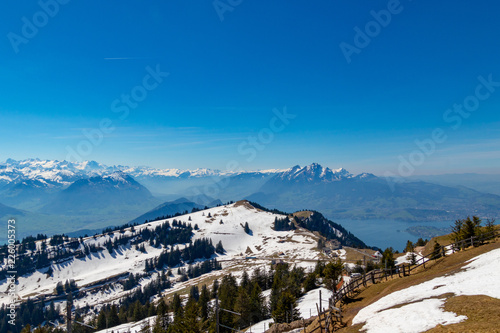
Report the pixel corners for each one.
[1,0,499,175]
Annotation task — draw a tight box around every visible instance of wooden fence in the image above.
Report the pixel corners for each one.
[304,306,343,333]
[329,229,498,309]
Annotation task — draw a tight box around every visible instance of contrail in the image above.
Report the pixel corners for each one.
[104,57,155,60]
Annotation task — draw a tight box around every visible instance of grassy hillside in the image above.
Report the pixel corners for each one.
[303,233,500,333]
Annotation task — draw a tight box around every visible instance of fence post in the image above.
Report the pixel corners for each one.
[316,304,323,333]
[215,295,219,333]
[319,289,322,313]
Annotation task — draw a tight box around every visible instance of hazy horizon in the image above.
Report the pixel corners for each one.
[1,1,499,177]
[2,157,500,177]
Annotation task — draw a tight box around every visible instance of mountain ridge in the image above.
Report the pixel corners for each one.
[2,159,500,225]
[39,171,160,215]
[0,158,296,185]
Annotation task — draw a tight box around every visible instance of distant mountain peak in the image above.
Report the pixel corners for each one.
[104,171,131,183]
[276,163,352,183]
[355,172,376,180]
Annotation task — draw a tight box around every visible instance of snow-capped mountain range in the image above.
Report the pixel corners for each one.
[275,163,375,182]
[0,159,117,187]
[0,159,356,188]
[1,158,499,230]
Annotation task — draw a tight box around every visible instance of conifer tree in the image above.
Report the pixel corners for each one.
[119,306,128,324]
[46,301,57,321]
[189,285,200,302]
[323,260,343,291]
[234,287,251,328]
[240,271,251,292]
[133,300,145,322]
[152,313,167,333]
[432,241,442,259]
[55,282,64,295]
[96,311,107,330]
[302,272,317,292]
[251,267,266,290]
[198,284,211,321]
[381,248,395,269]
[451,219,464,243]
[485,219,496,236]
[313,260,325,276]
[211,279,219,299]
[404,240,414,253]
[169,296,187,333]
[409,252,417,265]
[218,274,238,329]
[107,305,120,328]
[183,298,202,333]
[415,238,427,246]
[272,291,300,323]
[463,216,478,240]
[64,280,71,293]
[270,263,301,323]
[248,282,266,325]
[172,293,182,318]
[215,240,225,254]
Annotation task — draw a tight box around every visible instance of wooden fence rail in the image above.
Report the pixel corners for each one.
[328,229,498,309]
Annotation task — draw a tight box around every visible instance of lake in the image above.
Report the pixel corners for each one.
[335,218,454,251]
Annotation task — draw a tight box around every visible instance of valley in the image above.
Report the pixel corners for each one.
[0,159,498,333]
[1,159,499,246]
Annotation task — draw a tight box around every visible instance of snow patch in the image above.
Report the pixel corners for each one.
[353,247,500,332]
[358,298,466,333]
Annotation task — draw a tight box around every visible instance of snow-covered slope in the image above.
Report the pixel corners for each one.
[0,201,324,309]
[244,287,334,333]
[353,247,500,333]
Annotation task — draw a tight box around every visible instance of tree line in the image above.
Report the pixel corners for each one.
[17,259,345,333]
